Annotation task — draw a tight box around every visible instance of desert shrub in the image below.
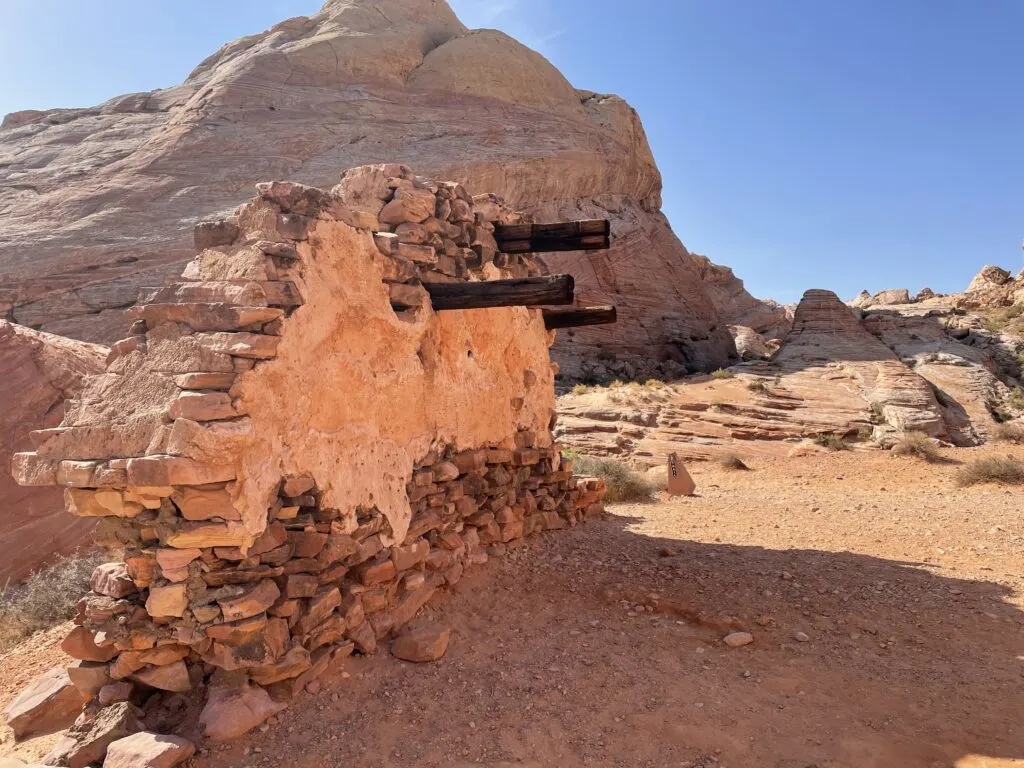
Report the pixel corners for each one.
[813,434,850,451]
[891,431,941,462]
[571,455,657,503]
[955,457,1024,487]
[746,379,770,395]
[711,368,733,380]
[993,422,1024,444]
[709,400,728,412]
[868,402,886,425]
[981,305,1024,333]
[570,383,590,396]
[1010,388,1024,411]
[0,550,104,651]
[644,379,666,389]
[719,453,750,471]
[608,379,625,389]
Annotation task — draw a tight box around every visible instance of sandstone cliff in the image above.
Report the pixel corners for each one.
[0,0,776,376]
[556,280,1024,463]
[0,322,107,583]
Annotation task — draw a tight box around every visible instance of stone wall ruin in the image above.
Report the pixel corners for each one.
[7,164,605,761]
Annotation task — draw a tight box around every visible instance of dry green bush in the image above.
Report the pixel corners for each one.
[644,379,666,389]
[710,368,733,380]
[746,379,770,395]
[571,455,657,503]
[720,453,750,471]
[981,304,1024,333]
[993,422,1024,444]
[813,434,850,451]
[0,550,104,651]
[868,402,886,425]
[955,457,1024,487]
[570,383,590,396]
[891,432,941,462]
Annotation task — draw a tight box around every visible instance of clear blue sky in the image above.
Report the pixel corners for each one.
[2,0,1022,303]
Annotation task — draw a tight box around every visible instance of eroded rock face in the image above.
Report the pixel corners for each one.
[0,321,107,583]
[0,0,776,375]
[693,256,792,339]
[558,284,1023,461]
[849,288,912,309]
[773,290,948,439]
[729,325,776,361]
[860,305,1015,445]
[2,666,85,741]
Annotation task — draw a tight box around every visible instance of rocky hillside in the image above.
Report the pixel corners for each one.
[0,322,107,583]
[0,0,779,379]
[557,267,1024,462]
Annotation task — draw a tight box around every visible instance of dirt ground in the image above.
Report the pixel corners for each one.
[2,445,1022,768]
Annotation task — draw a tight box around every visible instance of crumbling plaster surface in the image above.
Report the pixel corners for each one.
[231,217,555,543]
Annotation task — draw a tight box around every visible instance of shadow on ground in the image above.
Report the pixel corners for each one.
[201,512,1024,768]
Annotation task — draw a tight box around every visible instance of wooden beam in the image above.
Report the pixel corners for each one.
[500,235,610,254]
[425,275,574,311]
[494,220,611,253]
[496,220,609,240]
[542,305,617,330]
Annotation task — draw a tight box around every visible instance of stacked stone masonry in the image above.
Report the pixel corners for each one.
[8,164,605,763]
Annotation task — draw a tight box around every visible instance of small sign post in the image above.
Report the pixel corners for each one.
[666,452,696,496]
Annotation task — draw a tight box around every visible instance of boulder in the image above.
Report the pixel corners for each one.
[3,666,84,741]
[390,624,451,662]
[101,732,195,768]
[217,579,280,622]
[42,701,143,768]
[131,661,192,692]
[90,563,137,599]
[0,322,106,584]
[62,625,118,663]
[729,325,775,361]
[967,265,1012,293]
[145,584,188,618]
[199,685,286,741]
[67,661,111,698]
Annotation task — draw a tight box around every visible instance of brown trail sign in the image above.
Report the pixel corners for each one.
[666,452,696,496]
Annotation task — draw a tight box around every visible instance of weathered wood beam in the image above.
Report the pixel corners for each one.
[496,220,610,240]
[500,235,610,254]
[495,220,611,253]
[542,305,617,330]
[425,275,574,311]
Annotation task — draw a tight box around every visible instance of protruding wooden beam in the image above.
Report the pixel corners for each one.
[425,275,574,311]
[495,220,611,253]
[496,220,610,240]
[542,305,617,330]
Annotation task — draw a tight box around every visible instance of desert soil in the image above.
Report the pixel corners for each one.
[2,445,1022,768]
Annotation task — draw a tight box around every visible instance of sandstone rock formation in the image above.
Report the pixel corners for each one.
[729,325,777,361]
[849,288,912,309]
[694,256,792,339]
[557,284,1024,463]
[0,0,778,377]
[0,322,107,583]
[7,167,606,754]
[771,289,947,439]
